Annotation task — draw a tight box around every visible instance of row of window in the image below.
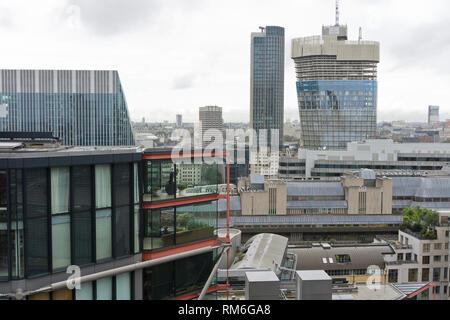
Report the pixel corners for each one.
[143,201,218,251]
[26,272,134,300]
[0,162,140,280]
[143,159,221,203]
[388,267,449,283]
[423,242,450,253]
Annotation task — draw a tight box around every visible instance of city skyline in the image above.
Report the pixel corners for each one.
[0,0,449,124]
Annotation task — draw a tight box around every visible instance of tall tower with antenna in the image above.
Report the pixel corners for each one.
[291,0,380,150]
[335,0,340,26]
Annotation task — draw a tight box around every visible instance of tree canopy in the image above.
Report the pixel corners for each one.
[401,206,439,239]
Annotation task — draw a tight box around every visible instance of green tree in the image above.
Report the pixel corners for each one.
[401,206,439,239]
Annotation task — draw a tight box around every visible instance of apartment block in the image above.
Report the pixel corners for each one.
[383,212,450,300]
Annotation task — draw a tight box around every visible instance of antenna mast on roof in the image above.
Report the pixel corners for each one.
[335,0,340,26]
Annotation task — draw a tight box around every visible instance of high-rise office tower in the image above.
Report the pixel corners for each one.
[291,2,380,150]
[176,114,183,128]
[250,26,285,149]
[428,106,440,125]
[0,69,135,146]
[199,106,223,147]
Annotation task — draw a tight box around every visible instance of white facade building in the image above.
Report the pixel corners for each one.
[383,211,450,300]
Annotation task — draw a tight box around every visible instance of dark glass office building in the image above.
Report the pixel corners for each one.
[0,69,135,147]
[0,144,142,300]
[291,24,380,150]
[250,26,285,148]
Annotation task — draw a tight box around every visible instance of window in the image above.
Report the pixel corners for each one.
[134,205,140,254]
[0,170,7,278]
[175,202,217,246]
[423,244,430,253]
[405,253,412,261]
[96,277,113,300]
[72,166,93,265]
[113,164,131,258]
[433,256,441,263]
[75,282,93,300]
[335,254,351,264]
[144,207,174,250]
[96,209,112,261]
[9,169,24,279]
[422,268,430,282]
[51,167,71,271]
[388,269,398,283]
[95,165,112,261]
[408,269,418,282]
[397,253,404,261]
[435,286,440,295]
[25,168,49,277]
[433,268,441,282]
[434,243,442,250]
[116,272,132,300]
[144,160,175,202]
[143,251,213,300]
[444,268,448,280]
[422,256,430,265]
[95,164,111,209]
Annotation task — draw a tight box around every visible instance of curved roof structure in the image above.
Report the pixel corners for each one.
[290,245,393,271]
[231,233,288,272]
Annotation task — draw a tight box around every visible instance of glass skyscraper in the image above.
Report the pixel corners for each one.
[250,26,285,148]
[0,69,135,146]
[291,23,380,150]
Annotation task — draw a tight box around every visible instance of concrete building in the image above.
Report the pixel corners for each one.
[250,26,285,148]
[239,178,287,216]
[176,163,203,187]
[428,106,440,126]
[238,169,392,216]
[249,148,280,178]
[291,6,379,150]
[342,170,392,215]
[199,106,223,148]
[0,69,135,147]
[382,211,450,300]
[278,139,450,180]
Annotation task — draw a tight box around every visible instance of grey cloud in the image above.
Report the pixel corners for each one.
[65,0,205,36]
[382,20,450,72]
[0,7,12,28]
[66,0,163,35]
[172,74,196,90]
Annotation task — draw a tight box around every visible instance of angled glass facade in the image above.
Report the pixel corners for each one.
[250,26,285,148]
[297,80,377,149]
[0,70,135,146]
[0,151,140,280]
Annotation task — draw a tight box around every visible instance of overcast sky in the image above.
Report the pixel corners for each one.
[0,0,449,123]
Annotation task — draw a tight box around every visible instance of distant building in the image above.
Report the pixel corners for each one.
[279,139,450,180]
[291,5,379,150]
[382,211,450,300]
[199,106,223,148]
[0,69,135,146]
[428,106,440,125]
[250,26,285,148]
[176,114,183,128]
